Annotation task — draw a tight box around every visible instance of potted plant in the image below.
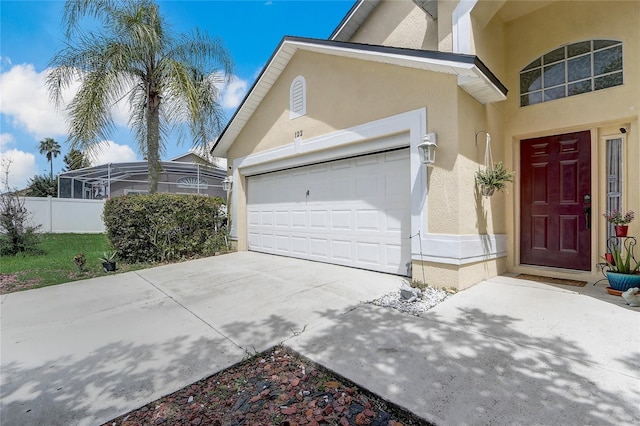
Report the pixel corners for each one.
[603,210,635,237]
[100,251,117,272]
[474,161,515,197]
[603,243,640,293]
[74,252,86,271]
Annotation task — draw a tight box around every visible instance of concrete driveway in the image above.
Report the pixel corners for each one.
[1,252,639,425]
[0,252,401,425]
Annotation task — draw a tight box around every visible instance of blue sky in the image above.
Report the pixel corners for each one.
[0,0,354,188]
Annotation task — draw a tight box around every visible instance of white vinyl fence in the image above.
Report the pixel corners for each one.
[24,197,106,233]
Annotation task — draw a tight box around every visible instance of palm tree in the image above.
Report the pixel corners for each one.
[47,0,233,193]
[38,137,62,179]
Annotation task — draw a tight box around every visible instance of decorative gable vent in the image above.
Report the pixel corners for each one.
[290,76,306,119]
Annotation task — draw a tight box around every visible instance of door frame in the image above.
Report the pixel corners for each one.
[512,126,599,276]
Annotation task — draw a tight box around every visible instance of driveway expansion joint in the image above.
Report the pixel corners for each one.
[134,271,243,351]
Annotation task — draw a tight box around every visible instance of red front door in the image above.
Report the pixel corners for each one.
[520,131,591,270]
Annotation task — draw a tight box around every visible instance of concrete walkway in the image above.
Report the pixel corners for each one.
[1,252,639,425]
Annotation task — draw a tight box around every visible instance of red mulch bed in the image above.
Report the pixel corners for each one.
[0,273,40,294]
[102,346,429,426]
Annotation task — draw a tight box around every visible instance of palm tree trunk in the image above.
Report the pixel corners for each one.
[147,90,161,194]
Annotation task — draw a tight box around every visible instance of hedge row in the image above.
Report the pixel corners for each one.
[103,194,228,263]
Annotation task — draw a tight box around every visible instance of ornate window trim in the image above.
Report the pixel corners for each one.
[520,40,623,107]
[177,176,208,189]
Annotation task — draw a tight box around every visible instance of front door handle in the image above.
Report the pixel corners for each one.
[583,206,591,229]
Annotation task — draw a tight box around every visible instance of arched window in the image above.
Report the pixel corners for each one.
[290,75,306,119]
[177,176,208,189]
[520,40,623,107]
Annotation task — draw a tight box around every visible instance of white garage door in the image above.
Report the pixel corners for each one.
[246,148,410,275]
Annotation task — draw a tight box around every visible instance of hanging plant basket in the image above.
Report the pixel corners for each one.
[480,185,495,197]
[475,162,515,197]
[474,132,515,197]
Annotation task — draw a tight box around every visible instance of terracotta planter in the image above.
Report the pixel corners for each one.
[614,225,628,237]
[606,271,640,292]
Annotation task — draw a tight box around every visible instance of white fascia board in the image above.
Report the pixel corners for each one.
[452,0,479,54]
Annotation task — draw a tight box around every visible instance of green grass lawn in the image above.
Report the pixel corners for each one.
[0,233,150,293]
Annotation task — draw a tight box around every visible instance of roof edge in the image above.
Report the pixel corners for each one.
[212,36,508,157]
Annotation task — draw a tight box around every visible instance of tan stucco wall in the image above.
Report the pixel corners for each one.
[437,0,456,53]
[226,48,506,287]
[228,51,458,159]
[414,257,507,290]
[227,51,468,250]
[492,0,640,280]
[226,0,639,287]
[470,4,506,82]
[349,0,438,50]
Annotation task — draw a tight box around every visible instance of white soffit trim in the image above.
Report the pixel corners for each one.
[330,0,380,42]
[213,37,506,157]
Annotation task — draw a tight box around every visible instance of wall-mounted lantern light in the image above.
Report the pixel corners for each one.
[221,176,233,192]
[417,133,438,165]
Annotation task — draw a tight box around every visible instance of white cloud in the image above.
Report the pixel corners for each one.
[0,64,78,138]
[88,140,138,166]
[0,64,132,139]
[0,56,12,71]
[0,149,38,190]
[221,76,248,109]
[0,133,15,151]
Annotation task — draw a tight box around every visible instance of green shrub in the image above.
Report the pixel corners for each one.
[0,190,42,256]
[103,194,228,263]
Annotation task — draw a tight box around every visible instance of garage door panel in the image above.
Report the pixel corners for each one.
[248,211,261,226]
[275,211,289,227]
[247,149,410,276]
[331,210,351,229]
[310,238,329,258]
[384,150,407,163]
[356,177,379,198]
[310,210,329,228]
[385,209,404,232]
[331,240,352,261]
[356,242,380,265]
[356,209,380,231]
[261,211,274,226]
[248,232,262,247]
[355,155,379,167]
[291,210,307,227]
[385,244,402,267]
[331,159,350,170]
[291,236,307,255]
[261,234,274,250]
[275,235,290,252]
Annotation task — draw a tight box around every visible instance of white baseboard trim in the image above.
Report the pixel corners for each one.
[412,233,507,265]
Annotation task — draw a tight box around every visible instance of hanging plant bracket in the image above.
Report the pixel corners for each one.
[474,131,515,196]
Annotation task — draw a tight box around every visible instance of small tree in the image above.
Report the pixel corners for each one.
[0,159,41,255]
[26,174,58,197]
[63,148,91,171]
